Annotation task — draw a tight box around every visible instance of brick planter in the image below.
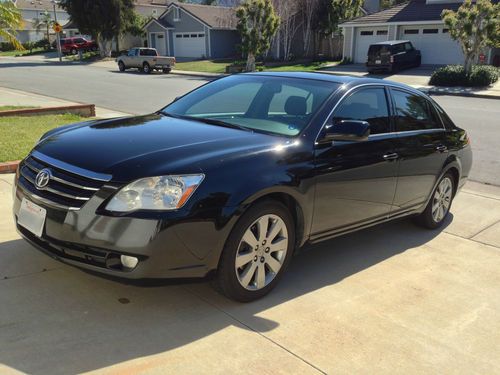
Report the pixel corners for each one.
[0,104,96,118]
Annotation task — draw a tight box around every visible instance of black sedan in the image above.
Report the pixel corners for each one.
[13,73,472,301]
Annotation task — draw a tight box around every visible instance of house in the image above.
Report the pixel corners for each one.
[11,0,78,43]
[144,2,240,59]
[340,0,499,65]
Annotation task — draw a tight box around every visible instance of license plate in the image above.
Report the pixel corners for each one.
[18,198,46,237]
[375,59,381,64]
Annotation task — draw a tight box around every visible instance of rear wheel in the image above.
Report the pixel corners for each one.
[118,61,126,72]
[215,200,295,302]
[71,48,78,55]
[414,56,421,68]
[162,68,172,74]
[143,62,151,74]
[414,172,455,229]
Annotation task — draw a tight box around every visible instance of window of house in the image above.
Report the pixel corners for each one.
[174,7,180,21]
[391,89,442,131]
[404,29,419,34]
[442,28,449,33]
[423,29,439,34]
[152,9,158,16]
[332,88,390,135]
[360,31,374,36]
[376,30,388,35]
[198,34,205,37]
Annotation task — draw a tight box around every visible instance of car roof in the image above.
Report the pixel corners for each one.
[372,40,410,45]
[241,71,425,96]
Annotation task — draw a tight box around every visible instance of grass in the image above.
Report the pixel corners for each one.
[0,114,83,162]
[174,59,340,74]
[0,105,38,111]
[0,48,49,57]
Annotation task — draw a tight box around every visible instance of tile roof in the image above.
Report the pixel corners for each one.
[166,2,238,30]
[341,0,464,25]
[14,0,64,11]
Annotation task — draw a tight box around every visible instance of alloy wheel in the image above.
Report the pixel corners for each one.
[235,214,288,291]
[432,176,453,223]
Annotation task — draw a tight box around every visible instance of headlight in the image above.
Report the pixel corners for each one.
[105,174,204,212]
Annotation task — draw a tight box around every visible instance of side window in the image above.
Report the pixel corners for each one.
[392,90,442,131]
[392,44,405,54]
[332,88,390,135]
[405,42,413,51]
[433,102,455,129]
[128,49,136,56]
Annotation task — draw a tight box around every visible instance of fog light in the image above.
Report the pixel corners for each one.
[120,255,139,269]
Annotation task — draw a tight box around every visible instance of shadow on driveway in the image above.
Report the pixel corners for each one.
[0,216,451,374]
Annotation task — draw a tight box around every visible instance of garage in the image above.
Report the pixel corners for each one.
[400,26,464,65]
[354,28,389,63]
[173,32,206,58]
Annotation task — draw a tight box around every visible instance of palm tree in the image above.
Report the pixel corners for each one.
[33,10,53,48]
[0,1,24,50]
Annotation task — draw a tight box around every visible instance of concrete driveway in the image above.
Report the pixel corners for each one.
[1,172,499,374]
[321,63,437,88]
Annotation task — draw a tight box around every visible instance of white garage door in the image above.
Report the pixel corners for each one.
[354,28,389,63]
[174,32,206,58]
[400,26,464,65]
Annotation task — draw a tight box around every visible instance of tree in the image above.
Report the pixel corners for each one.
[236,0,280,71]
[0,0,24,50]
[33,11,53,48]
[60,0,137,57]
[442,0,500,74]
[273,0,302,61]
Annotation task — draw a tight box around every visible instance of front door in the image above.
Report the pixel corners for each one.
[389,88,448,212]
[312,86,398,237]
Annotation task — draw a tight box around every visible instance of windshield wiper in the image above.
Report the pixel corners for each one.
[161,112,252,132]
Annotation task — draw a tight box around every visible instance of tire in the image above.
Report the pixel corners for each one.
[415,56,421,68]
[162,68,172,74]
[215,200,295,302]
[414,172,455,229]
[143,62,151,74]
[118,61,126,72]
[91,46,98,52]
[71,48,78,55]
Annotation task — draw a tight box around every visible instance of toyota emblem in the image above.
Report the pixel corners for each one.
[35,168,52,189]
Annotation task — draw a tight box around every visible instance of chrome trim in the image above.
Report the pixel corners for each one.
[31,150,112,182]
[16,182,80,211]
[20,169,90,201]
[24,161,99,191]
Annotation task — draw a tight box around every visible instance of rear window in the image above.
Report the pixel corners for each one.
[140,49,157,56]
[368,45,390,55]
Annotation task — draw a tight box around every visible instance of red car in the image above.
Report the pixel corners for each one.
[59,37,98,55]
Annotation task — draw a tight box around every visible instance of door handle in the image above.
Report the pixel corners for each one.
[436,145,448,153]
[383,152,399,161]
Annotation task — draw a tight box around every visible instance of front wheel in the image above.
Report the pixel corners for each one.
[71,48,78,55]
[414,173,455,229]
[215,201,295,302]
[118,61,126,72]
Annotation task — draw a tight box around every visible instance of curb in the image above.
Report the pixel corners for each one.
[426,89,500,100]
[0,161,19,174]
[170,70,225,79]
[0,104,96,118]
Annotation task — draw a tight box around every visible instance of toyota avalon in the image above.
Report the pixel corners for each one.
[13,73,472,301]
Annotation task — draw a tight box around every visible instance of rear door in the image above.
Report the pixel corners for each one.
[389,88,448,212]
[312,86,398,235]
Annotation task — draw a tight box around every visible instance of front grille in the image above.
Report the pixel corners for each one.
[18,154,108,210]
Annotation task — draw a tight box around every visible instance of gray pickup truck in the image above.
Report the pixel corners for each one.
[116,48,176,74]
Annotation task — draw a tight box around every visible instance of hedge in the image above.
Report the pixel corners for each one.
[429,64,499,87]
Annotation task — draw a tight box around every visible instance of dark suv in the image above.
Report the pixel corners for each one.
[367,40,421,74]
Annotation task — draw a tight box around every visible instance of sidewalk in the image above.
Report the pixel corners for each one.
[0,87,131,119]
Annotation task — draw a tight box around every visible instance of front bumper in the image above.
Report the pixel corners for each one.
[13,160,235,279]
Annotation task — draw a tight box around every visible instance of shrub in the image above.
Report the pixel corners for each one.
[34,38,50,49]
[430,64,499,87]
[1,42,16,51]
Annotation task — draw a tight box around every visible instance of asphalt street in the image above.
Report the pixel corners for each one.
[0,57,498,185]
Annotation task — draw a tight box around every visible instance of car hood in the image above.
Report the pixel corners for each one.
[34,114,283,181]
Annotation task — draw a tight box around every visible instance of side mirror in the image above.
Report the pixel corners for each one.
[323,120,370,142]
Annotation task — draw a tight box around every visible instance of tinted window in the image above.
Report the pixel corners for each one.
[140,49,157,56]
[332,87,390,135]
[74,38,85,43]
[392,90,442,131]
[392,44,405,54]
[368,45,390,56]
[164,75,339,136]
[404,42,413,51]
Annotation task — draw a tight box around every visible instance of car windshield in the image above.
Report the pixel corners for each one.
[161,75,339,137]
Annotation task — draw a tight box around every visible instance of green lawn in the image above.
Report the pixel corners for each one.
[0,105,38,111]
[174,60,340,74]
[0,114,83,162]
[0,48,49,57]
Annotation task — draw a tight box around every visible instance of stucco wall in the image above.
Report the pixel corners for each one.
[342,27,354,60]
[163,7,205,33]
[210,30,240,58]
